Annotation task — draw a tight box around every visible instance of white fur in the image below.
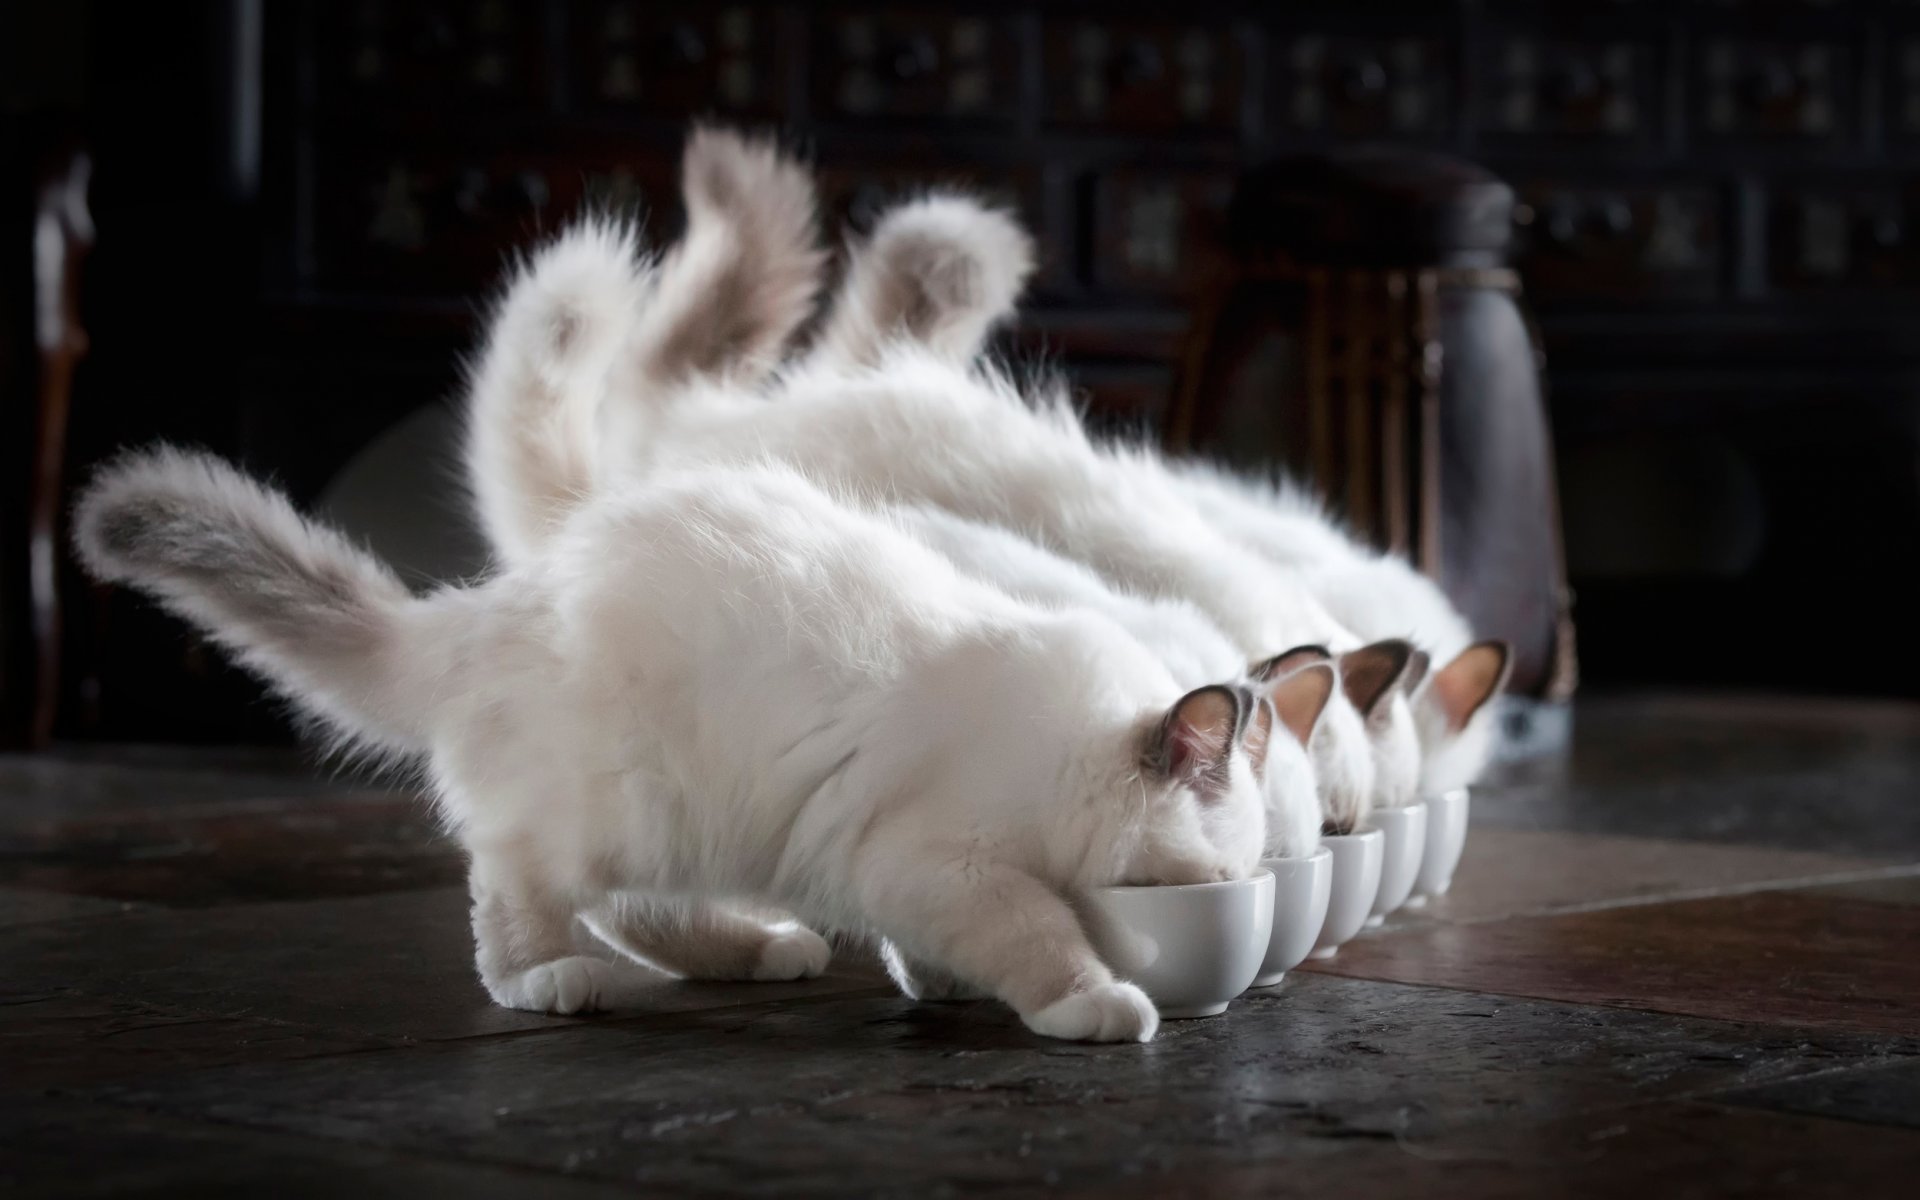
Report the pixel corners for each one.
[808,195,1035,370]
[888,503,1323,858]
[74,451,1267,1043]
[465,128,822,571]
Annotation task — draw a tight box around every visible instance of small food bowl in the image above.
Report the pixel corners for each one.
[1406,787,1471,907]
[1083,869,1274,1018]
[1251,848,1332,987]
[1307,829,1384,961]
[1363,801,1429,927]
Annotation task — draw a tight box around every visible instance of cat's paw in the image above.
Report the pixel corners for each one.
[491,956,639,1015]
[1023,981,1160,1043]
[752,925,833,981]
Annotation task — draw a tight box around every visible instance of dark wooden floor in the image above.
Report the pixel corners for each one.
[3,695,1916,1197]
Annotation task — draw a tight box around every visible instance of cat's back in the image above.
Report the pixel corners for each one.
[548,463,1005,682]
[672,352,1060,491]
[1306,555,1472,655]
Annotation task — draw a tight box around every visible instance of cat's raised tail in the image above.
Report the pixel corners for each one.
[626,125,825,390]
[464,128,821,566]
[72,446,452,757]
[807,194,1034,371]
[464,216,645,566]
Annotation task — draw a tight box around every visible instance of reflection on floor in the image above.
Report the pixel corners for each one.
[3,694,1917,1196]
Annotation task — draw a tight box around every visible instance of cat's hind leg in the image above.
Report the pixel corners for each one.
[468,849,655,1015]
[878,939,987,1001]
[582,894,831,983]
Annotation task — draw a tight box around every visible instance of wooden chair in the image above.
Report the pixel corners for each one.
[1,125,93,748]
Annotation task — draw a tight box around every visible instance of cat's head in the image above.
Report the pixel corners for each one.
[1411,641,1511,793]
[1247,658,1339,858]
[1337,639,1426,812]
[1250,644,1378,836]
[1121,682,1275,886]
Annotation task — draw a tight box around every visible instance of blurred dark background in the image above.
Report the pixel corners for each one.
[4,1,1918,747]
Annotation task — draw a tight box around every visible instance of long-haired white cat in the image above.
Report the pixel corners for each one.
[74,448,1278,1044]
[456,135,1328,1008]
[453,142,1343,1006]
[453,137,1341,1003]
[487,131,1418,836]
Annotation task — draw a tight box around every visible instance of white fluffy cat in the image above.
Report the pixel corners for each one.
[74,448,1276,1044]
[454,140,1334,1005]
[495,131,1419,835]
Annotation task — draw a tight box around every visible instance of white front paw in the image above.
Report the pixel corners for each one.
[491,955,634,1014]
[752,925,833,981]
[1023,981,1160,1043]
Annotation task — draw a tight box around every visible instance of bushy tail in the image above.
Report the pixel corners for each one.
[72,447,448,756]
[463,218,646,567]
[463,127,822,566]
[807,195,1035,370]
[623,125,824,390]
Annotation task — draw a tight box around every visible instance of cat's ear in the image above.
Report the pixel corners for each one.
[1402,647,1432,695]
[1339,639,1415,724]
[1431,641,1511,733]
[1146,684,1245,791]
[1249,643,1332,683]
[1265,660,1336,747]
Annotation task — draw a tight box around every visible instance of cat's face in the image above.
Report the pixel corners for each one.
[1333,640,1426,812]
[1121,683,1271,886]
[1251,645,1379,835]
[1412,641,1511,794]
[1251,660,1338,858]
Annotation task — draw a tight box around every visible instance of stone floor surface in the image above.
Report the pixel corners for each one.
[2,694,1916,1196]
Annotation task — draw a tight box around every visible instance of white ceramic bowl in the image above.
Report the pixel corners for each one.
[1408,787,1471,905]
[1364,802,1429,927]
[1307,829,1383,961]
[1083,869,1274,1018]
[1251,849,1332,987]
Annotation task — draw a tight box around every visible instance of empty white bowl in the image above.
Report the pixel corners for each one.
[1251,848,1332,987]
[1364,802,1429,927]
[1083,869,1274,1018]
[1307,829,1383,961]
[1408,787,1471,906]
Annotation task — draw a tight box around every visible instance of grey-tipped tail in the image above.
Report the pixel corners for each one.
[73,446,438,754]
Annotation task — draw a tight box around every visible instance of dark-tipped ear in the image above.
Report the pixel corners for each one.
[1146,684,1244,791]
[1402,648,1432,695]
[1266,660,1336,747]
[1249,643,1331,683]
[1431,640,1511,733]
[1339,639,1414,722]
